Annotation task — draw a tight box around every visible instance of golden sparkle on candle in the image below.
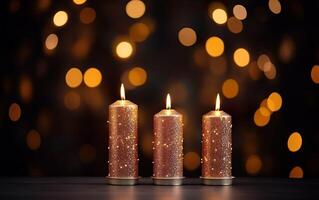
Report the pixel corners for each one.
[201,93,232,185]
[107,83,138,185]
[120,83,126,100]
[215,93,220,111]
[166,93,171,109]
[153,93,184,185]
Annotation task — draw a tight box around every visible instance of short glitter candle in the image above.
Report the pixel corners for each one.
[107,84,138,185]
[201,94,233,185]
[152,94,184,185]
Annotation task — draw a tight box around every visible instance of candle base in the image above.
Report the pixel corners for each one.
[152,177,184,186]
[106,176,139,185]
[200,176,234,186]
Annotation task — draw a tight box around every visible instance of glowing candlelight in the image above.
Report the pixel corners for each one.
[107,84,138,185]
[166,93,171,109]
[120,83,125,100]
[152,94,184,185]
[201,93,233,185]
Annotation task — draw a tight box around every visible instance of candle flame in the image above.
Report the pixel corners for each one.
[120,83,125,100]
[166,94,171,109]
[215,93,220,111]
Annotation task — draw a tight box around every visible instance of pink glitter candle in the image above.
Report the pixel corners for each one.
[107,84,138,185]
[201,94,233,185]
[152,94,184,185]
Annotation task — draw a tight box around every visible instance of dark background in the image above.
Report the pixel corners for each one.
[1,0,319,178]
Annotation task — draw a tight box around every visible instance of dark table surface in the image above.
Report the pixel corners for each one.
[0,177,318,199]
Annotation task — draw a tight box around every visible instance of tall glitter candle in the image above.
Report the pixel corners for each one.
[153,94,184,185]
[201,94,233,185]
[107,84,138,185]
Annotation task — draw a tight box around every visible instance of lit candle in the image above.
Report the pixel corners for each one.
[153,94,184,185]
[201,94,233,185]
[107,84,138,185]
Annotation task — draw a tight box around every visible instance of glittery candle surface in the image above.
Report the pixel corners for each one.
[202,111,232,178]
[108,100,138,178]
[153,109,183,178]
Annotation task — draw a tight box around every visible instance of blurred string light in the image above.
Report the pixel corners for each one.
[72,36,92,59]
[267,92,282,112]
[19,75,33,103]
[245,154,262,175]
[45,34,58,50]
[311,65,319,84]
[256,54,277,80]
[233,48,250,67]
[254,108,270,127]
[257,54,270,71]
[73,0,87,5]
[264,63,277,80]
[212,8,228,25]
[53,11,68,27]
[126,0,146,19]
[79,144,96,163]
[141,134,153,157]
[115,41,134,59]
[64,91,81,110]
[268,0,282,14]
[260,98,273,115]
[80,7,96,24]
[227,17,243,34]
[205,36,224,57]
[248,61,262,80]
[289,166,303,178]
[178,27,197,47]
[279,36,295,63]
[128,67,147,86]
[184,151,200,171]
[222,78,239,99]
[65,67,83,88]
[9,103,21,122]
[129,22,150,42]
[287,132,302,152]
[26,130,41,151]
[84,67,102,88]
[233,5,247,20]
[254,92,282,127]
[36,0,51,12]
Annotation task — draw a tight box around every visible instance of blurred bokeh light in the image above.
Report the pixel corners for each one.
[84,68,102,88]
[53,11,68,27]
[66,68,83,88]
[2,0,319,179]
[205,36,224,57]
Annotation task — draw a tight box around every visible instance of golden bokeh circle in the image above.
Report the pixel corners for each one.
[126,0,146,19]
[205,36,224,57]
[128,67,147,86]
[115,41,134,59]
[222,79,239,99]
[267,92,282,112]
[65,68,83,88]
[234,48,250,67]
[287,132,302,152]
[311,65,319,84]
[84,68,102,88]
[184,151,200,171]
[178,27,197,47]
[53,11,68,27]
[212,8,227,24]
